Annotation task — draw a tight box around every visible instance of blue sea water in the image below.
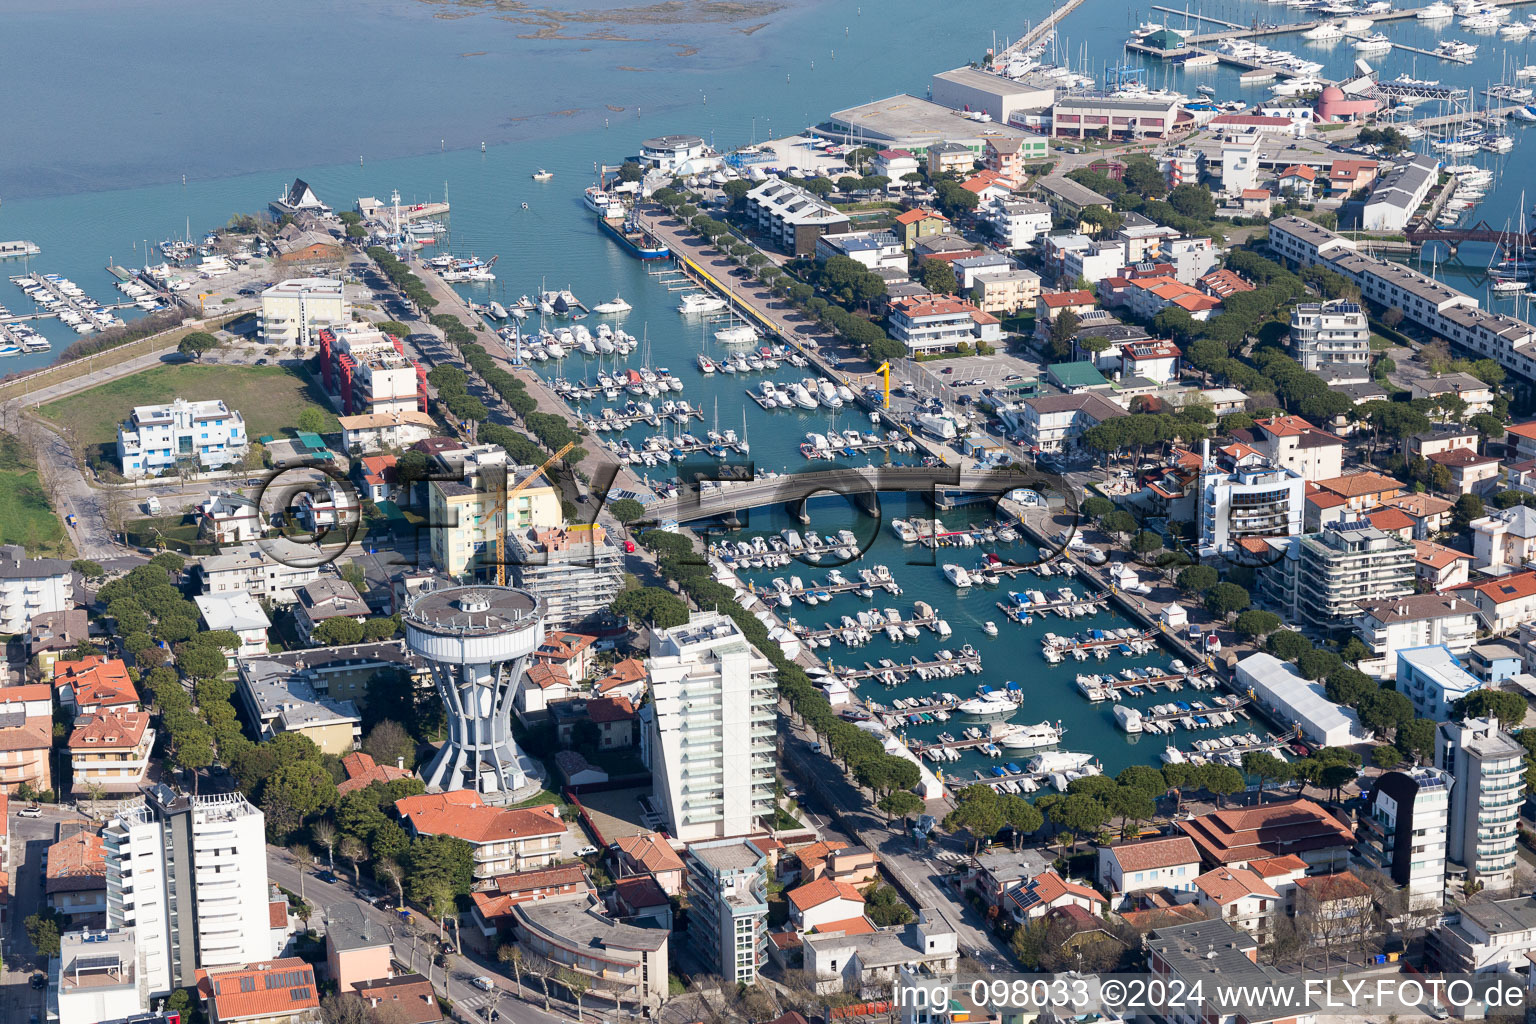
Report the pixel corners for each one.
[4,0,1535,777]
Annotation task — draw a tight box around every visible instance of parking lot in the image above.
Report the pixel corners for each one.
[896,350,1045,407]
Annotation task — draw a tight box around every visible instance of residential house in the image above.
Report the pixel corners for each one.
[984,196,1052,249]
[1507,420,1536,461]
[335,751,414,796]
[337,410,435,454]
[1385,492,1455,540]
[1096,836,1202,901]
[926,141,976,176]
[354,455,398,503]
[197,958,321,1024]
[55,927,150,1024]
[353,976,441,1024]
[872,149,919,179]
[1428,897,1536,973]
[1472,505,1536,573]
[963,847,1054,908]
[893,208,950,250]
[612,875,673,930]
[1200,269,1256,301]
[972,269,1041,315]
[1429,447,1500,496]
[394,792,567,880]
[26,608,87,674]
[1459,570,1536,633]
[983,136,1029,186]
[196,540,323,604]
[743,178,851,256]
[788,877,869,933]
[1033,289,1098,338]
[292,578,370,645]
[518,663,574,720]
[1326,159,1379,196]
[999,870,1108,924]
[1277,164,1318,200]
[47,830,107,926]
[69,711,155,794]
[1012,392,1127,453]
[1353,593,1480,678]
[887,296,1000,353]
[0,683,54,794]
[594,657,648,701]
[824,846,881,887]
[1231,414,1344,482]
[52,656,137,719]
[1411,372,1495,415]
[198,493,263,544]
[802,909,959,995]
[612,832,686,896]
[534,631,598,681]
[959,170,1011,204]
[1146,919,1319,1024]
[323,902,392,995]
[469,865,594,947]
[236,654,362,754]
[193,592,272,658]
[1313,471,1402,513]
[1293,871,1374,949]
[1414,540,1475,590]
[582,695,639,750]
[1407,425,1480,461]
[1191,866,1280,944]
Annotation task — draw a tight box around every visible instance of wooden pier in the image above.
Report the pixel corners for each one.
[751,575,902,602]
[791,613,942,641]
[829,654,982,684]
[586,408,703,430]
[1138,698,1251,725]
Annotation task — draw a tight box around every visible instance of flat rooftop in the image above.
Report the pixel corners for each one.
[827,94,1032,147]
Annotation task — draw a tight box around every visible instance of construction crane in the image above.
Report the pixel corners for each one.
[492,442,575,586]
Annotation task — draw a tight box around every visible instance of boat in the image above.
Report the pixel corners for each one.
[1196,84,1217,96]
[956,694,1017,720]
[1027,751,1093,775]
[1353,32,1392,52]
[597,216,670,260]
[1419,0,1454,17]
[914,412,959,440]
[1114,705,1143,734]
[1303,20,1344,39]
[531,168,554,181]
[993,721,1063,750]
[696,353,716,374]
[983,621,999,636]
[583,185,625,217]
[1435,39,1477,60]
[591,295,632,314]
[890,519,919,543]
[1514,104,1536,121]
[942,563,974,588]
[715,324,759,345]
[679,292,728,315]
[488,302,508,320]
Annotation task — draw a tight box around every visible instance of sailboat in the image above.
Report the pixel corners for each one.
[1492,197,1534,290]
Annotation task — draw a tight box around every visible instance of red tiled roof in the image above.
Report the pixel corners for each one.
[359,455,397,487]
[596,657,648,693]
[586,695,636,724]
[270,899,289,929]
[614,874,670,909]
[1316,471,1401,499]
[1414,539,1473,569]
[525,663,570,691]
[472,865,592,921]
[1005,869,1108,915]
[1506,421,1536,441]
[1461,571,1536,605]
[813,915,877,935]
[1040,290,1096,308]
[536,631,598,663]
[895,208,946,225]
[45,831,105,894]
[614,832,685,874]
[788,876,865,912]
[891,296,984,318]
[353,976,441,1024]
[67,710,149,751]
[1427,448,1498,468]
[395,792,566,845]
[1239,189,1272,200]
[1367,508,1415,533]
[336,751,415,796]
[1279,165,1317,181]
[53,656,139,710]
[1175,799,1355,866]
[1107,836,1200,872]
[1194,866,1277,905]
[198,958,319,1022]
[796,840,848,871]
[1295,870,1371,901]
[1247,854,1308,879]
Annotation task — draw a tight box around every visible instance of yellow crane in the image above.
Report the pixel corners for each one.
[491,442,575,586]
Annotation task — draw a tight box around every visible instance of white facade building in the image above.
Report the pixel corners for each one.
[1436,717,1524,890]
[985,196,1052,249]
[1197,454,1306,559]
[116,398,247,479]
[1358,767,1450,911]
[1353,593,1480,678]
[1290,300,1369,373]
[1235,652,1370,748]
[1397,644,1486,722]
[258,278,350,346]
[104,786,271,997]
[648,612,777,842]
[196,540,323,604]
[0,547,73,634]
[55,927,150,1024]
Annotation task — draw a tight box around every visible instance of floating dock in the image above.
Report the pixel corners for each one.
[828,653,983,684]
[0,242,41,260]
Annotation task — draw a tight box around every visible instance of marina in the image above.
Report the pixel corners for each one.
[5,272,128,334]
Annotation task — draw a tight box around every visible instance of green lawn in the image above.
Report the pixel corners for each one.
[0,433,69,556]
[40,363,338,446]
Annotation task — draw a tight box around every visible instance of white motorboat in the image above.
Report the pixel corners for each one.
[890,519,919,542]
[956,694,1016,720]
[583,185,625,217]
[678,292,728,315]
[1353,32,1392,52]
[943,563,974,588]
[531,168,554,181]
[1419,1,1454,17]
[1027,751,1094,774]
[994,721,1063,749]
[1303,20,1344,39]
[715,324,759,345]
[591,295,632,314]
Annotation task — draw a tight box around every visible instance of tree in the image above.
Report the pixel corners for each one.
[1395,718,1437,764]
[295,407,329,436]
[1176,565,1219,594]
[1203,582,1250,619]
[1297,648,1342,682]
[1266,630,1310,662]
[1324,667,1377,707]
[1049,793,1108,851]
[878,790,925,819]
[498,944,525,997]
[320,993,372,1024]
[1101,510,1136,543]
[177,331,220,361]
[407,834,475,901]
[919,259,957,295]
[610,588,689,628]
[311,820,338,870]
[862,884,915,927]
[617,161,644,183]
[1130,530,1163,562]
[175,643,227,683]
[311,617,366,646]
[364,720,416,769]
[24,909,63,957]
[338,835,367,884]
[1048,309,1080,362]
[1167,183,1216,221]
[1242,751,1293,795]
[1233,610,1281,639]
[1121,155,1168,199]
[1452,494,1486,532]
[71,558,104,580]
[261,760,339,842]
[1358,688,1414,739]
[560,968,593,1020]
[608,498,645,525]
[1198,764,1245,807]
[1456,689,1527,727]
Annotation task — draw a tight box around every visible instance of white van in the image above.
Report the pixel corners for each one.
[145,495,162,515]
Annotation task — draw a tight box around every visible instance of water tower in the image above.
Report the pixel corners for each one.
[404,585,546,800]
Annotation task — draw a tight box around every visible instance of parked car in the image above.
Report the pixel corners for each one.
[472,977,495,992]
[940,367,954,374]
[18,805,42,818]
[574,845,598,857]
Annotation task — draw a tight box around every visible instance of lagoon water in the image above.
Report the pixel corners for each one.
[5,0,1536,778]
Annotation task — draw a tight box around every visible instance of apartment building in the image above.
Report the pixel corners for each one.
[984,196,1051,249]
[507,523,624,629]
[1262,521,1415,634]
[196,540,323,604]
[1290,300,1369,373]
[236,651,362,754]
[69,711,155,794]
[686,838,769,984]
[425,445,562,576]
[47,830,108,926]
[814,230,906,271]
[648,611,777,842]
[1397,644,1486,721]
[1232,415,1345,482]
[744,179,851,256]
[318,326,426,417]
[513,895,669,1009]
[0,683,54,794]
[1010,392,1127,453]
[53,656,138,718]
[1197,450,1306,560]
[1096,836,1202,900]
[116,398,247,479]
[1357,766,1450,911]
[1192,867,1281,944]
[886,296,1002,354]
[1436,717,1524,889]
[104,787,272,996]
[55,928,150,1024]
[0,548,73,635]
[258,277,350,346]
[1361,154,1438,232]
[338,410,436,454]
[1471,505,1536,574]
[394,791,567,880]
[1146,920,1319,1024]
[1352,593,1480,678]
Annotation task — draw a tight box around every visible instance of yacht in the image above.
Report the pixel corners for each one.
[696,353,716,373]
[1027,751,1094,775]
[890,519,919,543]
[591,295,631,314]
[994,721,1064,750]
[678,292,728,315]
[715,324,759,345]
[531,168,554,181]
[942,563,974,588]
[583,185,625,218]
[1435,39,1477,59]
[1353,32,1392,52]
[1418,0,1454,17]
[956,694,1017,720]
[1303,20,1344,39]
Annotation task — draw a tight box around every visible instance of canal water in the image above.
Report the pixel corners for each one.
[4,0,1535,776]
